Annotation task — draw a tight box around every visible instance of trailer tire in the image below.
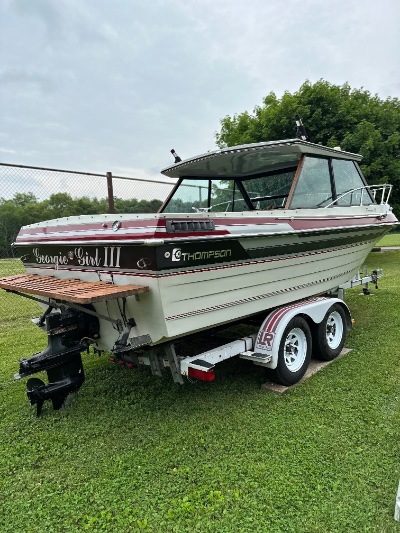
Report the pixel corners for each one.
[312,303,347,361]
[268,316,311,386]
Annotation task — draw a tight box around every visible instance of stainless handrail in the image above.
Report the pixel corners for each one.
[325,184,393,208]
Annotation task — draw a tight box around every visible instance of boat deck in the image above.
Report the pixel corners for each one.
[0,274,149,304]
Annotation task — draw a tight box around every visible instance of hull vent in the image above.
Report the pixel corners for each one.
[166,220,215,233]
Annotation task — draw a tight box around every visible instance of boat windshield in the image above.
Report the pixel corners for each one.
[162,179,252,213]
[332,159,374,206]
[290,157,333,208]
[161,170,296,213]
[290,156,374,208]
[160,155,374,213]
[241,171,294,209]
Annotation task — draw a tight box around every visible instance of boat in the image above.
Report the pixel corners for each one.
[0,135,398,413]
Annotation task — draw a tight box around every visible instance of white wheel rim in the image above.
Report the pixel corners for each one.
[283,327,308,373]
[325,311,344,349]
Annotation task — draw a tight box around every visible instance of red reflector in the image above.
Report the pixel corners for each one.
[109,357,115,363]
[188,367,215,381]
[127,363,134,369]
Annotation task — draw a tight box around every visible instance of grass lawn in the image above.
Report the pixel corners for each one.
[0,254,399,532]
[377,233,400,247]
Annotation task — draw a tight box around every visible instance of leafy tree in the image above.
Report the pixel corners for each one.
[74,196,108,216]
[0,200,24,258]
[135,199,163,213]
[114,197,162,214]
[11,192,38,207]
[44,193,76,218]
[216,80,400,218]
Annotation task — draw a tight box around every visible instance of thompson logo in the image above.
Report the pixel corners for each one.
[172,248,182,262]
[166,248,232,262]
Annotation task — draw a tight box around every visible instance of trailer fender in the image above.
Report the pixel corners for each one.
[254,297,351,369]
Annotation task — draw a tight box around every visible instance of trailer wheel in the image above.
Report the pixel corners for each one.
[313,304,347,361]
[269,316,311,386]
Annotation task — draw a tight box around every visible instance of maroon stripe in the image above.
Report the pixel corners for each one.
[17,214,393,240]
[289,217,384,231]
[15,220,388,243]
[16,229,229,243]
[264,297,324,334]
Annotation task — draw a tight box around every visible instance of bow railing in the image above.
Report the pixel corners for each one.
[326,184,393,208]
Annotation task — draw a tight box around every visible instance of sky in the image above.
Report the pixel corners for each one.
[1,0,400,199]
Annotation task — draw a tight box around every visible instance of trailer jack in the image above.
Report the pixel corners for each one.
[15,307,100,416]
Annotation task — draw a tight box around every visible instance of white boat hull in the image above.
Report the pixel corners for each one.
[23,233,379,350]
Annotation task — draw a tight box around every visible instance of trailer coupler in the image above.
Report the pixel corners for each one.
[15,307,99,416]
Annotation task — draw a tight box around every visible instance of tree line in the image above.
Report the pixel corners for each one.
[0,193,162,258]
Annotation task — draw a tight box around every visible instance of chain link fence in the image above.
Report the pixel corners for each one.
[0,162,175,317]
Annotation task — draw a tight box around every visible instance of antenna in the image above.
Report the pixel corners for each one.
[170,149,182,163]
[295,115,308,141]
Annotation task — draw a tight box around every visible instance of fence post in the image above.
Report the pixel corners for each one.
[106,172,115,214]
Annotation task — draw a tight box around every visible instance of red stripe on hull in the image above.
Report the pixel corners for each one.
[16,230,229,243]
[16,213,395,243]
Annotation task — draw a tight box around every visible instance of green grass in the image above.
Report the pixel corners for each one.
[0,255,399,532]
[377,234,400,247]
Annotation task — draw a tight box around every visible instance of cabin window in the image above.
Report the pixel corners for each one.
[162,179,210,213]
[241,171,295,209]
[332,159,374,206]
[209,181,250,212]
[290,157,333,208]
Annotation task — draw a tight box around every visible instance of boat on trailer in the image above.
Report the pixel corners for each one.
[0,133,397,414]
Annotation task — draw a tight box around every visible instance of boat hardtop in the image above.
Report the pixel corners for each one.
[161,139,363,179]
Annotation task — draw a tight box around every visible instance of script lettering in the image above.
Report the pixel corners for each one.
[74,247,101,267]
[32,248,69,266]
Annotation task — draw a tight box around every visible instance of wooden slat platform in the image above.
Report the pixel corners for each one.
[0,274,149,304]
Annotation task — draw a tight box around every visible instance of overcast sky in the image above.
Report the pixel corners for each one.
[1,0,400,194]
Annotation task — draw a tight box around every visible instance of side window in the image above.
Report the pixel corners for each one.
[162,179,209,213]
[332,159,374,206]
[210,180,250,212]
[290,157,332,208]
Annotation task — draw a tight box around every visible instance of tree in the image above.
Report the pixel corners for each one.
[44,193,76,218]
[216,80,400,218]
[0,200,24,258]
[11,192,38,207]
